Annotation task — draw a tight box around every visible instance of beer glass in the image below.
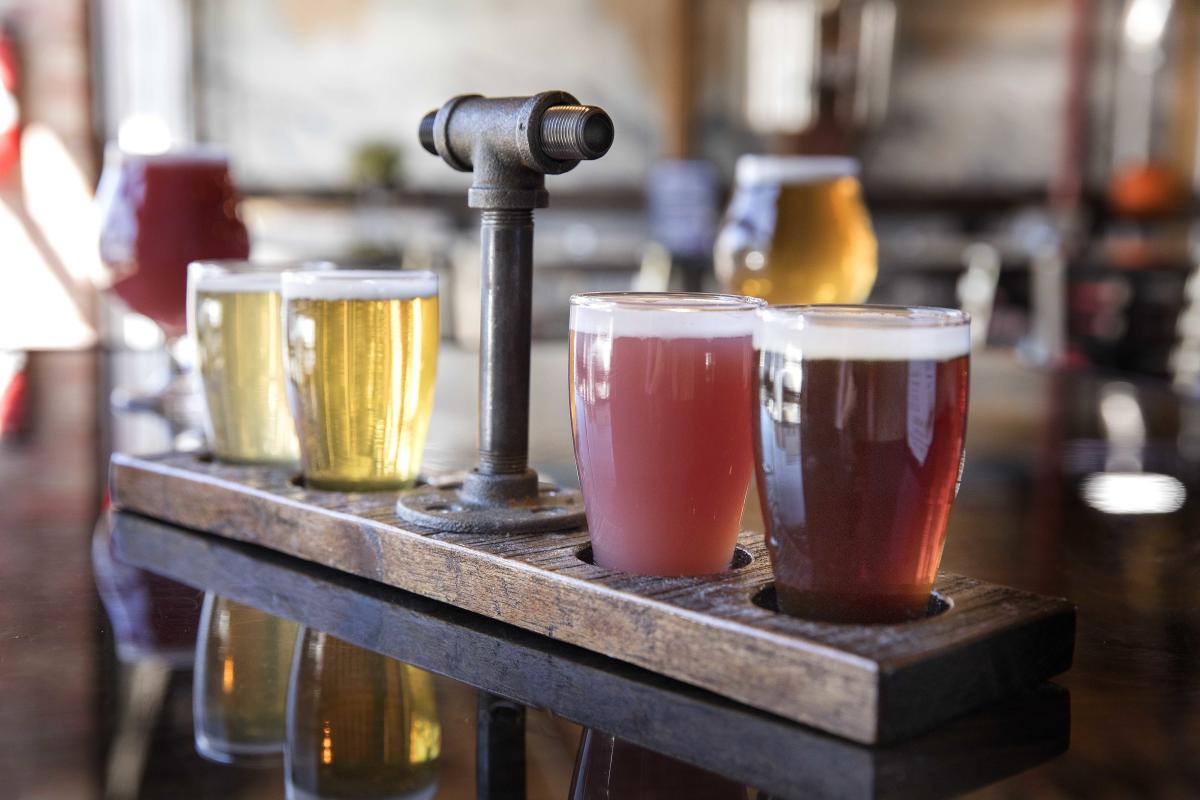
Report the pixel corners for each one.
[753,306,970,622]
[286,629,440,800]
[193,594,299,764]
[570,292,764,576]
[188,260,331,464]
[281,271,439,490]
[714,156,877,306]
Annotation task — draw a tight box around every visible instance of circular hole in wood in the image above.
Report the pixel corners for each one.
[750,585,952,623]
[575,544,754,572]
[289,473,305,488]
[194,452,214,464]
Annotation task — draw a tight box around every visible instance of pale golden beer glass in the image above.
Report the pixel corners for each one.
[193,594,300,764]
[281,271,439,490]
[714,156,877,305]
[188,260,331,464]
[286,629,440,800]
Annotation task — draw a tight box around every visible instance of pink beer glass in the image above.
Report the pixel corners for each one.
[569,293,765,576]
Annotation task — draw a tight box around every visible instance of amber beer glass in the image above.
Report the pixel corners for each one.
[714,156,877,305]
[753,306,970,622]
[193,594,299,763]
[286,629,440,800]
[188,260,331,464]
[282,271,439,490]
[570,293,764,576]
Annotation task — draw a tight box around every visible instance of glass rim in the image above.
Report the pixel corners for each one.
[189,260,336,294]
[570,292,766,313]
[758,304,970,329]
[189,258,337,275]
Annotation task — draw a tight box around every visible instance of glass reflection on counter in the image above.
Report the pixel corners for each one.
[570,729,748,800]
[1081,381,1188,514]
[193,593,299,764]
[287,628,440,800]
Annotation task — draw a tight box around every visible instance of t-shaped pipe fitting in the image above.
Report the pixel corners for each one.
[396,91,613,534]
[417,91,614,209]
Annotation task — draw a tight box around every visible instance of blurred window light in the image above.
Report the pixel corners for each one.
[117,114,173,155]
[1081,472,1186,515]
[746,0,819,134]
[20,124,106,285]
[1123,0,1173,50]
[1098,382,1146,448]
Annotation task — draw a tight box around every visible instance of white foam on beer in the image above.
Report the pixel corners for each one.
[570,295,762,339]
[281,270,438,301]
[193,272,287,294]
[754,308,970,361]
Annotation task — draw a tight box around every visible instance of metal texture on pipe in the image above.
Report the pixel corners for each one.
[477,208,534,476]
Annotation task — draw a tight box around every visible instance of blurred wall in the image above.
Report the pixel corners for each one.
[178,0,1198,195]
[0,0,99,350]
[2,0,93,171]
[861,0,1071,189]
[196,0,662,190]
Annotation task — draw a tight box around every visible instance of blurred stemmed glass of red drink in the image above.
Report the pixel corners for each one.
[96,145,250,415]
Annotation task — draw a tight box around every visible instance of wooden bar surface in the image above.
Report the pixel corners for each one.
[109,451,1075,744]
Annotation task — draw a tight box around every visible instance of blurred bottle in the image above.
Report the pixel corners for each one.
[715,155,876,305]
[193,594,298,764]
[569,729,748,800]
[286,629,440,800]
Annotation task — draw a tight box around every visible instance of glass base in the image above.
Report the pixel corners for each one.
[193,730,284,767]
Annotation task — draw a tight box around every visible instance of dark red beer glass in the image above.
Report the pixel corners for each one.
[570,293,764,576]
[753,306,970,622]
[97,147,250,336]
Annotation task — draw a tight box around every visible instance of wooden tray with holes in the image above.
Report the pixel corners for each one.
[109,451,1075,745]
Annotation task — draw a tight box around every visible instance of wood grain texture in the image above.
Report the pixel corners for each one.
[111,511,1070,800]
[109,451,1076,744]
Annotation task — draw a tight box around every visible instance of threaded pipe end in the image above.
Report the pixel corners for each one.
[540,105,614,161]
[418,111,437,155]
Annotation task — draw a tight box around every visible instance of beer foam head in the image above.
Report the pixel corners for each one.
[755,305,970,361]
[571,293,764,339]
[189,260,336,294]
[281,270,439,301]
[736,155,859,186]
